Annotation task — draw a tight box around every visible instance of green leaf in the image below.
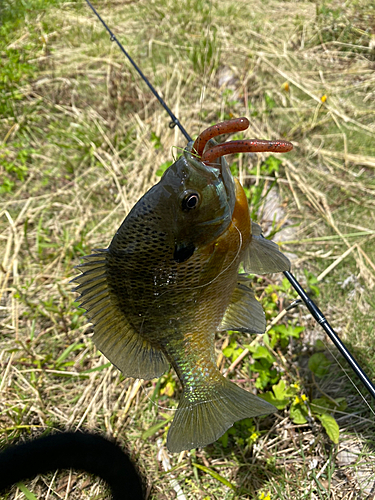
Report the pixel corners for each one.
[311,397,334,414]
[150,131,162,150]
[259,391,289,410]
[310,396,347,415]
[16,483,38,500]
[264,93,276,111]
[315,339,326,351]
[262,155,281,174]
[263,332,270,347]
[192,463,236,491]
[290,404,308,424]
[223,341,243,361]
[308,353,331,377]
[317,413,339,444]
[272,380,288,400]
[273,324,304,339]
[219,430,229,448]
[260,380,295,410]
[335,398,348,412]
[247,345,276,364]
[303,270,320,296]
[252,362,279,390]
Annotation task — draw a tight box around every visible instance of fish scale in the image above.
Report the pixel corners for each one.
[73,137,291,452]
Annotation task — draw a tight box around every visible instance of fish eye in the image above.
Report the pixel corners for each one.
[181,191,201,211]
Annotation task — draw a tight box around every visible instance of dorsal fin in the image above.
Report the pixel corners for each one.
[72,251,169,380]
[219,275,266,334]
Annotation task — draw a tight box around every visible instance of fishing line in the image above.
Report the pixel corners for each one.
[319,338,375,417]
[137,191,243,332]
[143,381,178,412]
[84,0,375,405]
[84,0,191,142]
[284,270,375,402]
[197,0,213,135]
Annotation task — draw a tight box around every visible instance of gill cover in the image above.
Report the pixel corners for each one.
[161,141,236,262]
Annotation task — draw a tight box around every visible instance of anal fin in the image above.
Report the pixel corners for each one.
[219,275,265,334]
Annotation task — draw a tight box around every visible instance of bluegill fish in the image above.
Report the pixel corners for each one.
[73,118,292,453]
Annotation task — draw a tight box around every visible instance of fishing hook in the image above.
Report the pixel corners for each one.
[83,0,375,403]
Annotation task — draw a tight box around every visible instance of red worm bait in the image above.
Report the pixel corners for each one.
[192,116,293,165]
[192,117,250,158]
[202,139,293,164]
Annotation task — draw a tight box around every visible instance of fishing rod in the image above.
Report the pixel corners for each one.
[84,0,375,403]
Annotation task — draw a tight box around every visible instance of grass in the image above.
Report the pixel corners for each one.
[1,0,375,498]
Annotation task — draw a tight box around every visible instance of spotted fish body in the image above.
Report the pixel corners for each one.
[73,139,291,453]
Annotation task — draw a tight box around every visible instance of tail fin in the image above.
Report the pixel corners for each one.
[166,378,276,453]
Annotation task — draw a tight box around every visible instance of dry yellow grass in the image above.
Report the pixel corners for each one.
[1,0,375,498]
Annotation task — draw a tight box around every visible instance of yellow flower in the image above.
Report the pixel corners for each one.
[259,493,271,500]
[160,381,175,397]
[321,94,327,103]
[282,81,289,92]
[301,394,308,402]
[294,396,300,404]
[250,432,260,442]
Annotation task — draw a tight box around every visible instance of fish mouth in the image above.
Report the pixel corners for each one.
[183,140,236,216]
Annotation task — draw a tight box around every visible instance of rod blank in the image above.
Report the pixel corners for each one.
[284,271,375,400]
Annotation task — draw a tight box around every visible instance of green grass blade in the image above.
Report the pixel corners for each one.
[141,414,174,440]
[192,463,236,491]
[17,483,39,500]
[55,342,85,366]
[81,362,112,374]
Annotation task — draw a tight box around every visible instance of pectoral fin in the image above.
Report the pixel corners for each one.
[220,275,265,334]
[242,222,291,274]
[251,221,263,236]
[72,250,169,380]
